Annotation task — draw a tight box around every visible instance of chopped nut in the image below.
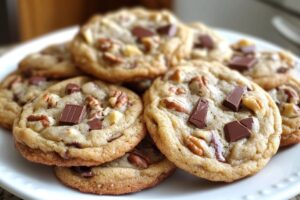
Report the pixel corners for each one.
[278,51,295,67]
[169,69,183,83]
[281,103,300,117]
[189,75,209,96]
[42,93,60,108]
[27,115,50,128]
[86,95,103,119]
[162,98,189,113]
[242,95,264,114]
[127,152,149,169]
[169,87,186,95]
[122,45,143,57]
[185,135,204,156]
[97,38,113,51]
[103,52,123,64]
[109,91,128,108]
[140,36,159,52]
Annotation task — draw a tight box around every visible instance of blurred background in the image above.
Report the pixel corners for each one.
[0,0,300,54]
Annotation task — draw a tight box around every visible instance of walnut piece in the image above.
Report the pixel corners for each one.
[97,38,113,51]
[169,87,186,95]
[103,52,123,64]
[242,94,265,115]
[281,103,300,117]
[127,152,149,169]
[169,69,183,83]
[86,95,103,119]
[189,75,209,96]
[109,91,128,108]
[27,115,50,128]
[185,135,204,156]
[162,98,189,114]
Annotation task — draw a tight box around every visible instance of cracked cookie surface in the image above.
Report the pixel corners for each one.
[144,61,281,182]
[54,136,175,195]
[13,76,146,166]
[70,8,193,82]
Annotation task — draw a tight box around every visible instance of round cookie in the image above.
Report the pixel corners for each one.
[13,76,146,166]
[189,22,233,62]
[228,39,296,86]
[54,136,175,195]
[19,42,82,79]
[144,61,281,182]
[0,71,57,129]
[70,8,193,82]
[260,75,300,147]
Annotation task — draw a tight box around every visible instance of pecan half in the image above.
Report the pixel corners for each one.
[127,152,149,169]
[185,135,204,156]
[162,98,189,114]
[27,115,50,127]
[109,91,128,108]
[103,52,123,64]
[97,38,113,51]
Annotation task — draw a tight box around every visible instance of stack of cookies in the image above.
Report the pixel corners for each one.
[0,7,299,195]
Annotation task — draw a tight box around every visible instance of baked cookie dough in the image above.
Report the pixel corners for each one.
[19,42,82,79]
[228,39,296,86]
[13,77,146,166]
[0,71,57,129]
[260,75,300,147]
[144,61,281,182]
[70,8,193,82]
[189,22,233,62]
[54,136,175,195]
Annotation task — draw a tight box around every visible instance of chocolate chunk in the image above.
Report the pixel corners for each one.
[156,24,177,37]
[131,26,155,38]
[59,104,86,125]
[224,121,251,142]
[277,67,289,73]
[223,86,246,112]
[65,83,80,94]
[28,76,46,85]
[188,99,209,129]
[194,35,214,49]
[239,117,254,130]
[71,166,94,178]
[228,56,257,71]
[87,118,102,130]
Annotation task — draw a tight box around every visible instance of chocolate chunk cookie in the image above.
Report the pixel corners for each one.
[189,22,233,62]
[261,75,300,147]
[144,61,281,182]
[228,39,296,86]
[54,136,175,195]
[19,42,82,78]
[13,77,146,166]
[0,71,57,129]
[70,8,193,82]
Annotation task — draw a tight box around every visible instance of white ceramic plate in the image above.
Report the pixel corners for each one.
[0,27,300,200]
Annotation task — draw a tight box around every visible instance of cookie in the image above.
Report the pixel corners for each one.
[54,136,175,195]
[13,76,146,166]
[228,39,296,86]
[189,22,233,62]
[260,75,300,147]
[70,8,193,83]
[19,42,82,78]
[144,61,281,182]
[0,71,57,129]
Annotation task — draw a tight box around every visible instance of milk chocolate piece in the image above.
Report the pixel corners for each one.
[59,104,86,125]
[228,56,257,71]
[195,35,214,49]
[71,166,94,178]
[239,117,254,130]
[188,99,209,129]
[131,26,155,38]
[65,83,80,94]
[28,76,46,85]
[223,86,246,112]
[156,24,177,37]
[277,67,289,73]
[224,120,251,142]
[87,118,102,130]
